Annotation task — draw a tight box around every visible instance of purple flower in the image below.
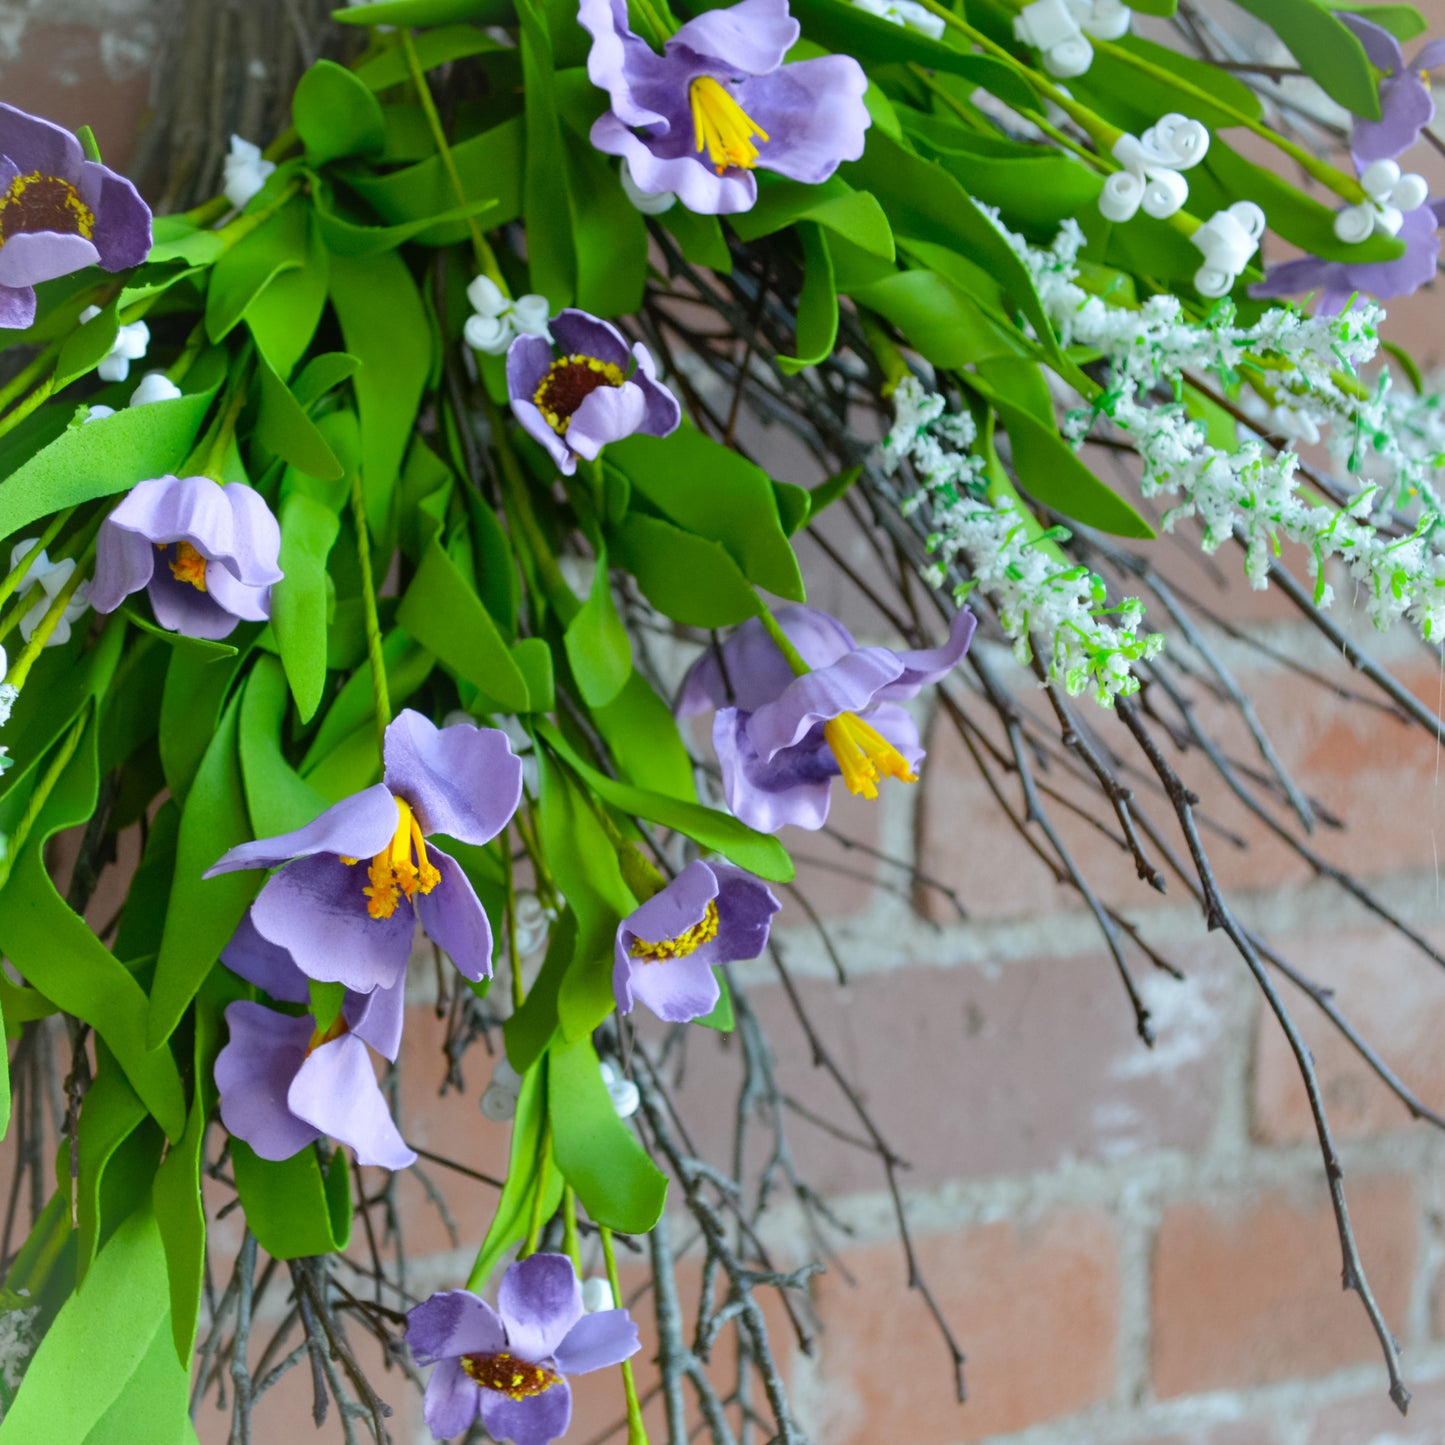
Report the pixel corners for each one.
[614,858,779,1022]
[579,0,871,215]
[678,605,976,832]
[214,916,414,1169]
[205,710,523,995]
[1339,15,1445,162]
[407,1255,641,1444]
[90,474,283,641]
[0,104,151,330]
[1251,200,1440,314]
[507,309,679,476]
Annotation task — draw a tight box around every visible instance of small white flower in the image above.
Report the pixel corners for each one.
[847,0,945,38]
[581,1278,615,1313]
[1189,201,1265,298]
[1334,157,1430,244]
[1099,114,1209,224]
[0,683,17,728]
[129,371,183,406]
[222,135,276,212]
[1014,0,1128,77]
[620,159,676,216]
[464,275,554,356]
[8,539,89,648]
[599,1060,640,1119]
[82,404,115,423]
[78,305,150,383]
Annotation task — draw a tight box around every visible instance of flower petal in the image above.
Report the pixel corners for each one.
[215,1001,319,1161]
[408,1290,507,1364]
[221,911,310,1003]
[512,397,578,475]
[90,518,158,614]
[626,951,719,1022]
[746,647,906,762]
[875,606,977,699]
[0,102,86,180]
[146,568,242,640]
[564,380,648,461]
[206,784,400,875]
[1338,13,1404,73]
[383,710,522,845]
[708,861,781,963]
[553,1310,642,1375]
[714,706,835,833]
[86,164,152,271]
[480,1378,573,1445]
[0,284,36,330]
[670,0,799,75]
[413,847,495,981]
[288,1033,416,1169]
[422,1356,484,1441]
[498,1255,585,1361]
[249,854,416,994]
[345,973,406,1062]
[629,342,681,438]
[578,0,676,130]
[217,481,284,584]
[0,231,99,288]
[1352,73,1433,162]
[201,563,271,624]
[589,114,758,215]
[741,57,871,186]
[619,858,718,953]
[549,309,635,369]
[1249,256,1345,299]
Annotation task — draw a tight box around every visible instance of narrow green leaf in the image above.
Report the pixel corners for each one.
[245,208,330,379]
[254,349,344,479]
[230,1143,352,1259]
[565,546,633,708]
[1228,0,1381,118]
[778,223,838,375]
[239,655,329,835]
[334,0,515,24]
[589,670,696,801]
[205,199,306,343]
[53,301,119,390]
[272,491,340,721]
[518,0,576,304]
[294,59,387,166]
[75,1057,147,1286]
[609,513,762,627]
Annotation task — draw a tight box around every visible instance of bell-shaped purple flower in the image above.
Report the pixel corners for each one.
[90,474,283,641]
[1339,16,1445,163]
[1252,200,1441,314]
[507,309,679,476]
[678,605,976,832]
[205,710,523,995]
[0,104,151,330]
[215,916,413,1168]
[408,1255,641,1445]
[614,858,780,1022]
[579,0,871,215]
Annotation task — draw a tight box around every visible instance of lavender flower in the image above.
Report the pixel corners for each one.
[90,474,283,641]
[614,859,779,1022]
[214,916,414,1169]
[678,605,976,831]
[205,710,522,995]
[407,1255,641,1444]
[506,308,679,476]
[0,104,151,330]
[1339,15,1445,163]
[578,0,870,215]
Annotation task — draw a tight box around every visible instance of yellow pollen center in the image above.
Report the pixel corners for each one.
[823,711,917,801]
[460,1352,560,1401]
[532,353,627,436]
[630,898,720,962]
[690,76,769,175]
[163,540,209,592]
[0,171,94,244]
[343,796,442,920]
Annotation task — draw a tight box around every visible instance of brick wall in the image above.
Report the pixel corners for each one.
[13,4,1445,1445]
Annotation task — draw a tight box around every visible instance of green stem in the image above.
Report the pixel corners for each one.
[0,711,88,893]
[215,178,302,252]
[0,379,53,446]
[0,511,72,618]
[754,603,811,678]
[349,470,392,763]
[0,343,59,417]
[630,0,674,47]
[521,1121,554,1256]
[562,1187,582,1273]
[400,27,506,288]
[197,382,249,483]
[505,829,525,1013]
[600,1226,649,1445]
[5,531,98,693]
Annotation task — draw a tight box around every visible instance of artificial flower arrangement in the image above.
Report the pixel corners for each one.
[0,0,1443,1438]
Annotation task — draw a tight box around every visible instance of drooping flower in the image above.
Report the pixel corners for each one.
[129,371,183,405]
[678,605,977,832]
[1338,15,1445,163]
[214,914,415,1169]
[579,0,870,215]
[205,710,523,995]
[1252,199,1440,314]
[849,0,946,40]
[7,537,89,646]
[0,104,151,330]
[464,275,552,356]
[407,1255,641,1445]
[613,858,778,1022]
[89,474,283,641]
[221,136,276,211]
[77,305,149,382]
[506,308,679,476]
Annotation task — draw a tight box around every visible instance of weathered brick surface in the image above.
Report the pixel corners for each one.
[1306,1376,1445,1444]
[1133,1424,1285,1445]
[806,1211,1119,1443]
[1151,1178,1417,1399]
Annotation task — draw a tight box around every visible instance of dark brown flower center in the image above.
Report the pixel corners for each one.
[532,353,626,436]
[0,171,94,244]
[459,1351,560,1400]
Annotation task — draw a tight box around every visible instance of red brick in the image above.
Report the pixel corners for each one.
[1307,1374,1445,1444]
[1252,924,1445,1145]
[1151,1177,1416,1398]
[807,1210,1119,1442]
[666,940,1230,1195]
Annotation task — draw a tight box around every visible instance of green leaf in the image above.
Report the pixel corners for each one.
[731,175,894,261]
[608,427,805,601]
[245,208,330,378]
[518,0,576,305]
[0,713,186,1138]
[313,186,498,257]
[53,301,119,390]
[853,267,1019,369]
[694,968,734,1031]
[539,722,794,882]
[0,374,221,544]
[565,546,633,708]
[230,1142,352,1259]
[1228,0,1381,118]
[301,632,433,775]
[254,348,344,479]
[294,59,386,167]
[778,223,838,375]
[148,693,259,1049]
[549,1036,667,1233]
[354,24,508,88]
[1318,1,1425,40]
[589,670,696,801]
[157,643,245,804]
[75,1057,147,1286]
[808,465,860,520]
[205,198,306,343]
[272,492,340,721]
[396,534,530,710]
[147,215,225,267]
[608,513,762,628]
[1074,35,1264,131]
[511,637,555,712]
[334,0,515,23]
[504,911,575,1072]
[239,655,330,836]
[663,206,732,272]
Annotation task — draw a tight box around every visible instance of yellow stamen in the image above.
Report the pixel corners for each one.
[689,75,769,175]
[344,796,442,920]
[823,711,917,800]
[460,1352,560,1401]
[165,540,209,592]
[630,899,720,962]
[0,171,94,244]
